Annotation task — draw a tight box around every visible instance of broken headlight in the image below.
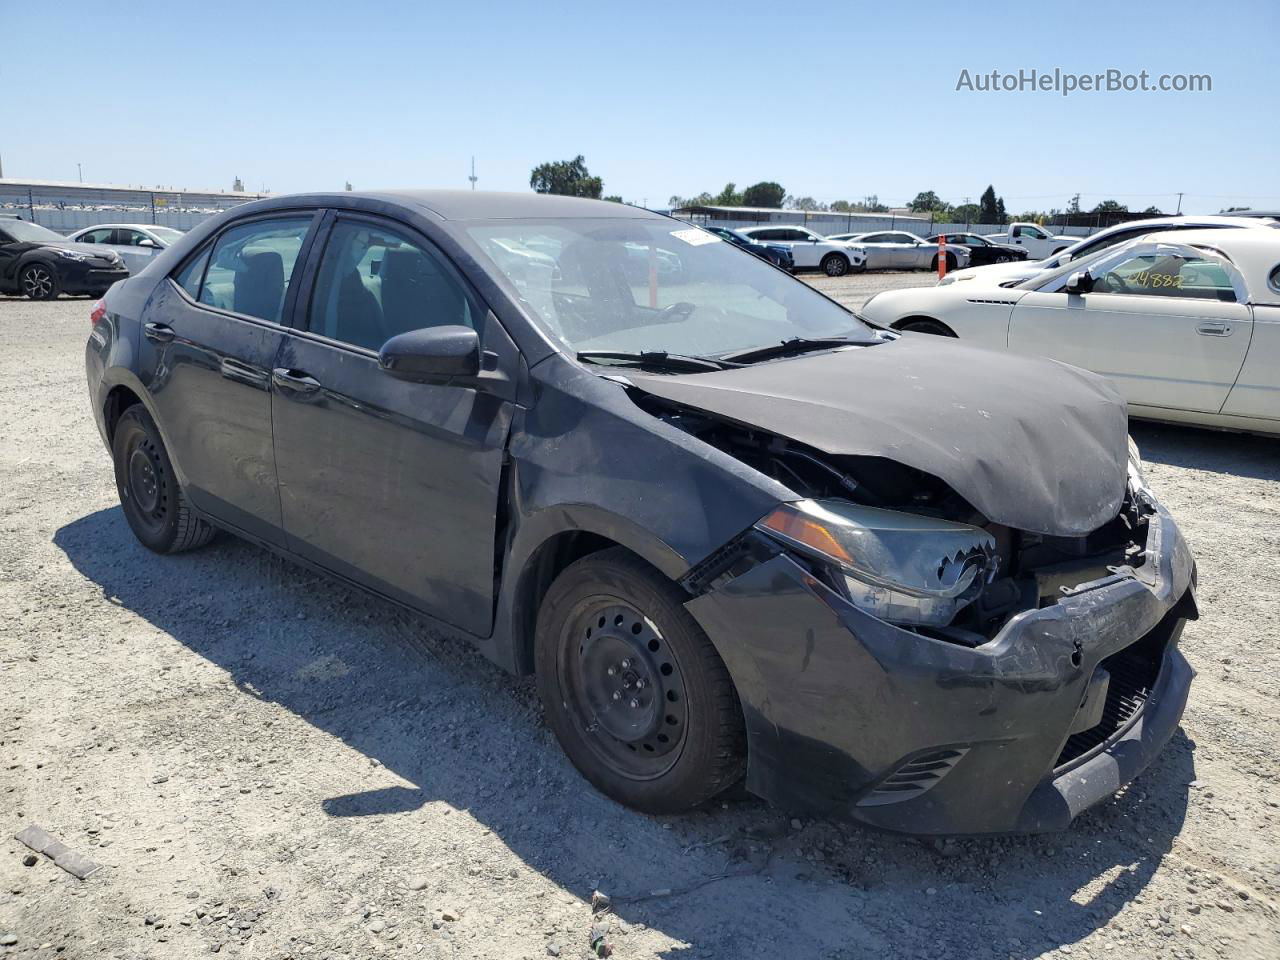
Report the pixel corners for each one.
[755,500,997,627]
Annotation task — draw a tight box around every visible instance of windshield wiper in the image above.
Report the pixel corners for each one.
[718,336,860,364]
[576,350,736,373]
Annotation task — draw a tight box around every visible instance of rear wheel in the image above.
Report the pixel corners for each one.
[535,548,746,813]
[821,253,850,277]
[898,317,957,337]
[929,253,958,272]
[112,406,216,553]
[20,263,59,300]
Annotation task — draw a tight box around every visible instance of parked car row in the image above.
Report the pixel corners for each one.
[0,217,129,300]
[0,217,183,300]
[827,231,975,272]
[735,224,867,276]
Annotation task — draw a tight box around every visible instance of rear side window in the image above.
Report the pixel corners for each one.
[198,217,313,323]
[307,219,475,352]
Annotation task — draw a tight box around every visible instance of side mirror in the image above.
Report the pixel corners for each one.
[379,325,480,383]
[137,237,160,249]
[1063,271,1091,295]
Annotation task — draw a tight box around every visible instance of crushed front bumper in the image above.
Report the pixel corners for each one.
[687,498,1196,834]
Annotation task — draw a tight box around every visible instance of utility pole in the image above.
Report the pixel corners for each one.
[468,156,478,191]
[1175,192,1183,215]
[77,163,83,183]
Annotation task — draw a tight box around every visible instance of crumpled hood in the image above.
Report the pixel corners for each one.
[627,335,1128,536]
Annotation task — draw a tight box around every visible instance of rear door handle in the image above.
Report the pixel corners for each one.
[271,367,322,395]
[143,322,174,343]
[1196,321,1232,337]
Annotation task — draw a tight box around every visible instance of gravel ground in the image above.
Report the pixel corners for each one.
[1,285,1277,960]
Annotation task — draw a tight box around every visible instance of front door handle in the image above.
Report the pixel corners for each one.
[143,322,174,343]
[1196,321,1232,337]
[272,367,322,395]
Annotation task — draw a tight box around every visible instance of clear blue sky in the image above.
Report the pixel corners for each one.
[4,0,1276,214]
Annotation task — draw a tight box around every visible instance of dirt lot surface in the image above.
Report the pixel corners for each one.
[2,284,1278,960]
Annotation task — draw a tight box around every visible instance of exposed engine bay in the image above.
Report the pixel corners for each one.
[637,392,1153,646]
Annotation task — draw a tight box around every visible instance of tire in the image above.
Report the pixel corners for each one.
[994,254,1010,263]
[928,253,958,273]
[112,405,216,554]
[20,262,59,300]
[899,318,957,337]
[821,253,850,277]
[535,547,746,814]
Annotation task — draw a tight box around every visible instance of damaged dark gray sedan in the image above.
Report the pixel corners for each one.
[85,191,1198,834]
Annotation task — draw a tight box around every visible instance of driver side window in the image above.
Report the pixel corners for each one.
[307,219,475,352]
[1093,253,1238,302]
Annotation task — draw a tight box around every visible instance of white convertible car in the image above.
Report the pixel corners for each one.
[858,228,1280,435]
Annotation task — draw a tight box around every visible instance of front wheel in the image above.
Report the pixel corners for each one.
[20,263,59,300]
[929,253,958,272]
[112,406,217,554]
[535,548,746,813]
[821,253,850,277]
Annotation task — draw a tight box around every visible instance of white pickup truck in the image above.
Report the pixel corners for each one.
[983,222,1077,259]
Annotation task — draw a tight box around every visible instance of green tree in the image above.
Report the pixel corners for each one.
[602,195,624,203]
[995,197,1007,224]
[741,181,786,208]
[853,195,887,213]
[909,190,941,213]
[529,155,603,198]
[978,185,1000,224]
[1141,205,1163,215]
[1091,199,1129,214]
[713,182,743,206]
[951,203,981,224]
[668,191,714,209]
[793,196,826,211]
[829,200,852,213]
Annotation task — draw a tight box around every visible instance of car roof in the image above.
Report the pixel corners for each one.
[349,190,665,221]
[1095,214,1270,235]
[72,223,162,231]
[1135,227,1280,304]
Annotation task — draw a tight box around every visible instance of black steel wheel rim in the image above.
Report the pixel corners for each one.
[121,432,169,534]
[559,597,690,780]
[22,266,52,298]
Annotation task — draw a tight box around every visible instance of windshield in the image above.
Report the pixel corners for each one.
[150,227,184,243]
[465,218,874,358]
[0,219,64,243]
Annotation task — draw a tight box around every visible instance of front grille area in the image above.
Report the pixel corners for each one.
[1056,627,1167,769]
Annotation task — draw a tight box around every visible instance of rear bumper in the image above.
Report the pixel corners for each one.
[687,497,1196,834]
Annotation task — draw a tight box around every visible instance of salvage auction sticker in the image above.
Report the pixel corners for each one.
[670,228,721,246]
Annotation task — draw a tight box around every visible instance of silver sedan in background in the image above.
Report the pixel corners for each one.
[827,230,969,272]
[65,223,185,274]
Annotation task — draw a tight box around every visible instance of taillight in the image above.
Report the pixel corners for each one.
[90,299,106,327]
